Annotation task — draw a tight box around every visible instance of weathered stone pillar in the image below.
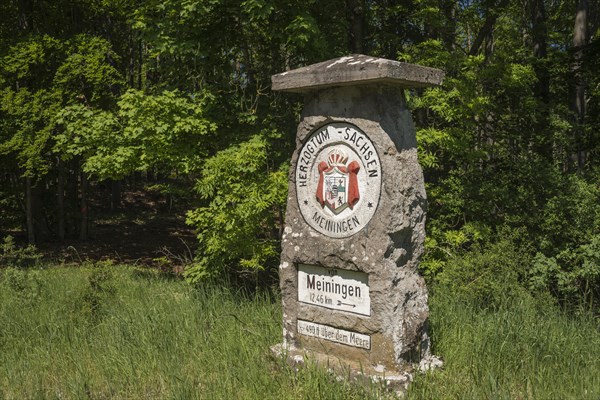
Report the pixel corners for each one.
[272,55,444,389]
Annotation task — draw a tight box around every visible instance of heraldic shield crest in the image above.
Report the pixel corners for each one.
[316,149,360,214]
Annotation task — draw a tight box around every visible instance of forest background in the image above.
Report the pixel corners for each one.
[0,0,599,312]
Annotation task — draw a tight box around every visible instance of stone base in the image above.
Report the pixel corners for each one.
[270,343,442,396]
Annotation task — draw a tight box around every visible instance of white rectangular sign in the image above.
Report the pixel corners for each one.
[297,264,370,316]
[297,320,371,349]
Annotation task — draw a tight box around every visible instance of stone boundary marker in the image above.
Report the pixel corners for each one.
[271,54,444,393]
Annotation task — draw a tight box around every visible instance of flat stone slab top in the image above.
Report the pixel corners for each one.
[272,54,444,93]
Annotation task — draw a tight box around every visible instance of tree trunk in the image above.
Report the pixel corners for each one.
[25,176,35,245]
[138,39,143,89]
[442,0,457,51]
[346,0,364,53]
[133,171,142,186]
[57,159,66,240]
[468,0,509,56]
[128,29,135,88]
[70,167,79,235]
[146,168,155,182]
[531,0,551,159]
[573,0,589,170]
[80,171,88,241]
[110,179,122,211]
[18,0,33,32]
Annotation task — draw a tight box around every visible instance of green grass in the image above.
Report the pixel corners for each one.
[0,266,599,399]
[0,266,388,399]
[408,292,600,399]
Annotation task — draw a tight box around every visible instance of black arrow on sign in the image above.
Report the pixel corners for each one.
[337,301,356,307]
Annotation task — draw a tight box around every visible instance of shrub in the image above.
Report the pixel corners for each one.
[530,235,600,311]
[434,235,531,308]
[2,267,44,305]
[80,265,117,322]
[0,236,42,269]
[539,173,600,254]
[185,132,288,283]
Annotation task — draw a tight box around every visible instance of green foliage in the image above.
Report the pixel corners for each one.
[285,12,326,54]
[400,0,600,310]
[530,235,600,311]
[53,89,216,179]
[185,132,288,282]
[0,86,59,178]
[132,0,347,91]
[2,268,44,305]
[527,173,600,309]
[433,232,531,308]
[52,35,123,108]
[53,105,118,164]
[0,236,42,269]
[539,173,600,253]
[0,33,123,181]
[116,89,216,173]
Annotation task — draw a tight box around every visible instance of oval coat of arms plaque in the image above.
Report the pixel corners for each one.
[295,122,382,238]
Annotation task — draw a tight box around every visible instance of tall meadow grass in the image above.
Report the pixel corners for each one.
[0,266,388,399]
[1,265,598,398]
[408,291,600,399]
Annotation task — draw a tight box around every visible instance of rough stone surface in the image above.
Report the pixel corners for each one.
[278,83,433,377]
[272,54,444,93]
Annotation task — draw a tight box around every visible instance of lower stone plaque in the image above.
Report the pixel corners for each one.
[297,319,371,350]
